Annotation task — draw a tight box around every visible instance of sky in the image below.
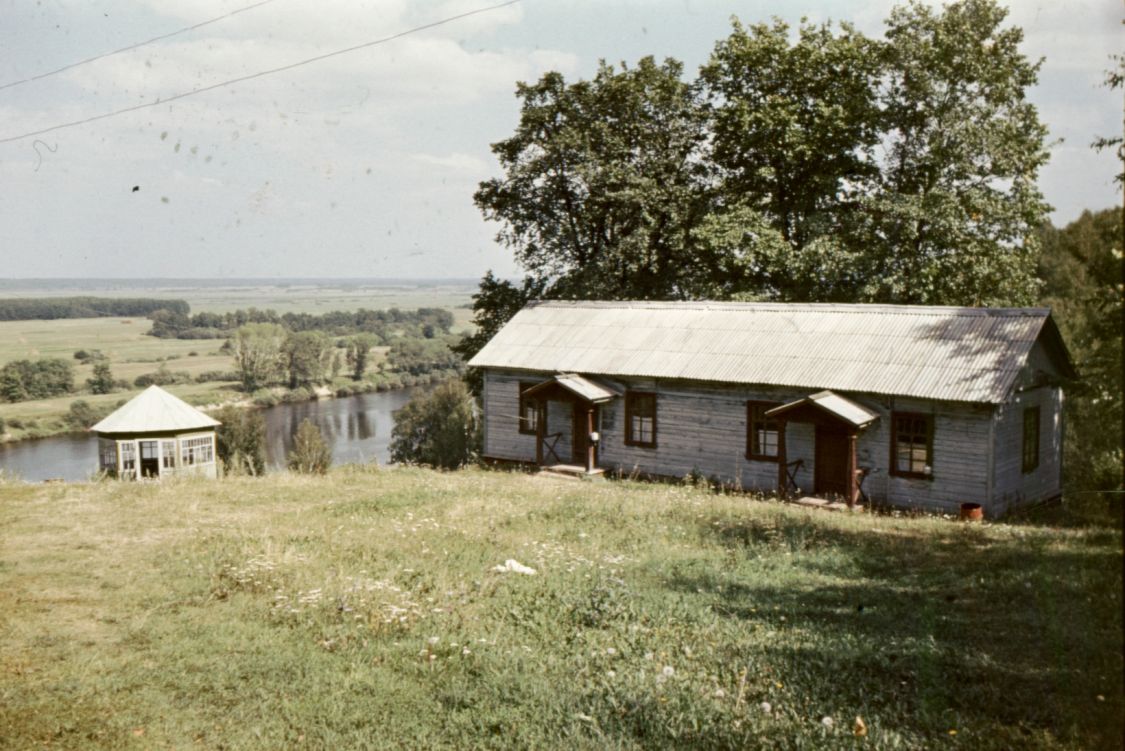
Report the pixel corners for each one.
[0,0,1120,280]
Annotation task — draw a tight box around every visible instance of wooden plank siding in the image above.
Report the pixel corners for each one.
[991,383,1064,514]
[481,368,1060,515]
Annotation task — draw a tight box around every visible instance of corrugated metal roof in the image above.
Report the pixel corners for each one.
[468,301,1064,403]
[91,385,221,433]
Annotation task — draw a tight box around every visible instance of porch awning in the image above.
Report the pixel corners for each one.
[766,390,879,429]
[524,373,620,404]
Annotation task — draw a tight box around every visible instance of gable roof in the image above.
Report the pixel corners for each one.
[468,301,1074,404]
[91,385,221,434]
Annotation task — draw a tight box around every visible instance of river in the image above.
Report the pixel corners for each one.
[0,389,419,483]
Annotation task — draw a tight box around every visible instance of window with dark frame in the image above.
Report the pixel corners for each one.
[891,412,932,478]
[746,401,780,461]
[625,391,657,448]
[1022,406,1040,473]
[518,382,540,435]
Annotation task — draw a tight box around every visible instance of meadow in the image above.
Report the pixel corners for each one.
[1,468,1120,749]
[0,280,473,441]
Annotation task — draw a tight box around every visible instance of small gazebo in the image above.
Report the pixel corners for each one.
[90,385,221,479]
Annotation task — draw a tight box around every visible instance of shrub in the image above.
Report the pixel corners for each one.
[213,406,266,476]
[281,386,315,404]
[389,379,480,469]
[251,389,278,408]
[287,419,332,474]
[195,370,239,383]
[133,364,192,388]
[65,400,111,429]
[87,361,117,394]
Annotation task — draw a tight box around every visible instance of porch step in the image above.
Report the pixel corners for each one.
[791,496,864,513]
[538,464,606,482]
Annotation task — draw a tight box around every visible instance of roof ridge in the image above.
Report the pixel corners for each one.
[529,300,1050,317]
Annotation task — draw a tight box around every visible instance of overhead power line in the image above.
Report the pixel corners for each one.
[0,0,522,146]
[0,0,279,92]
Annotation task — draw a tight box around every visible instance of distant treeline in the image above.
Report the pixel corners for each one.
[0,297,190,321]
[149,307,455,342]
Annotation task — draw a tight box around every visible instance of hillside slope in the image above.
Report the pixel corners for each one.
[1,469,1121,749]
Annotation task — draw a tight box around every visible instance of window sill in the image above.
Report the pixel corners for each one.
[890,470,934,481]
[745,454,779,463]
[625,441,657,449]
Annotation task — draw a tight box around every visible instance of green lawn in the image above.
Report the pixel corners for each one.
[1,468,1120,749]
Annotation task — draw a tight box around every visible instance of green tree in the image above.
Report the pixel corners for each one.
[86,361,117,395]
[390,380,480,469]
[283,330,330,389]
[453,272,546,393]
[214,405,267,476]
[859,0,1049,305]
[466,0,1051,349]
[701,18,881,252]
[474,57,713,301]
[287,418,332,475]
[1038,208,1123,491]
[230,323,286,392]
[347,333,379,381]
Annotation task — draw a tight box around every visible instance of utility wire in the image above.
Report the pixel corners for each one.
[0,0,522,146]
[0,0,279,92]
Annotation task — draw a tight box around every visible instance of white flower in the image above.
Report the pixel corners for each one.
[606,647,617,656]
[607,670,616,679]
[821,716,834,729]
[714,688,726,698]
[644,651,654,661]
[427,636,440,645]
[662,665,675,677]
[760,701,772,714]
[462,647,471,656]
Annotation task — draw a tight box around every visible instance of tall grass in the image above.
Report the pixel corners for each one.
[1,468,1121,749]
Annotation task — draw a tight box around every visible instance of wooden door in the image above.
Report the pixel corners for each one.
[571,403,597,467]
[814,427,849,498]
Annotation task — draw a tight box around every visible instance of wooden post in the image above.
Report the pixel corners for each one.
[846,432,858,508]
[535,401,545,466]
[585,407,595,474]
[776,419,788,498]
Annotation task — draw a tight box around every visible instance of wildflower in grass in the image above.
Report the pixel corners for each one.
[607,670,616,679]
[821,716,834,729]
[662,665,675,677]
[427,636,439,645]
[760,701,772,714]
[606,647,616,656]
[644,651,654,660]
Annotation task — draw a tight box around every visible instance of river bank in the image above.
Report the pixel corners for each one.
[0,368,461,447]
[0,380,446,482]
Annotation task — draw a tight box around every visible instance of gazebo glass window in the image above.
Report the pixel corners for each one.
[162,440,177,470]
[120,441,136,472]
[181,436,214,466]
[99,440,117,472]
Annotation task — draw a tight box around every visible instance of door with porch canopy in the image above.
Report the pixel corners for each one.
[523,373,617,474]
[767,390,880,506]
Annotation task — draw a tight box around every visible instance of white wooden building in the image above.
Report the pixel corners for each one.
[90,385,221,479]
[468,301,1075,516]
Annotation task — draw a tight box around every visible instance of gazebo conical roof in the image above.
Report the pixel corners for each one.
[90,385,221,434]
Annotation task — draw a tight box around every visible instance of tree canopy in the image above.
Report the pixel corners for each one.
[465,0,1053,368]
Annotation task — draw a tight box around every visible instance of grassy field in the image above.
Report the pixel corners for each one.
[0,280,476,321]
[1,468,1120,749]
[0,277,472,440]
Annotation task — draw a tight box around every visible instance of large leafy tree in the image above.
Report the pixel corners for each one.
[859,0,1049,305]
[230,323,286,392]
[701,18,881,252]
[464,0,1053,365]
[474,57,713,301]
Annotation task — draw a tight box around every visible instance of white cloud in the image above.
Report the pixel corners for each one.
[411,151,488,172]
